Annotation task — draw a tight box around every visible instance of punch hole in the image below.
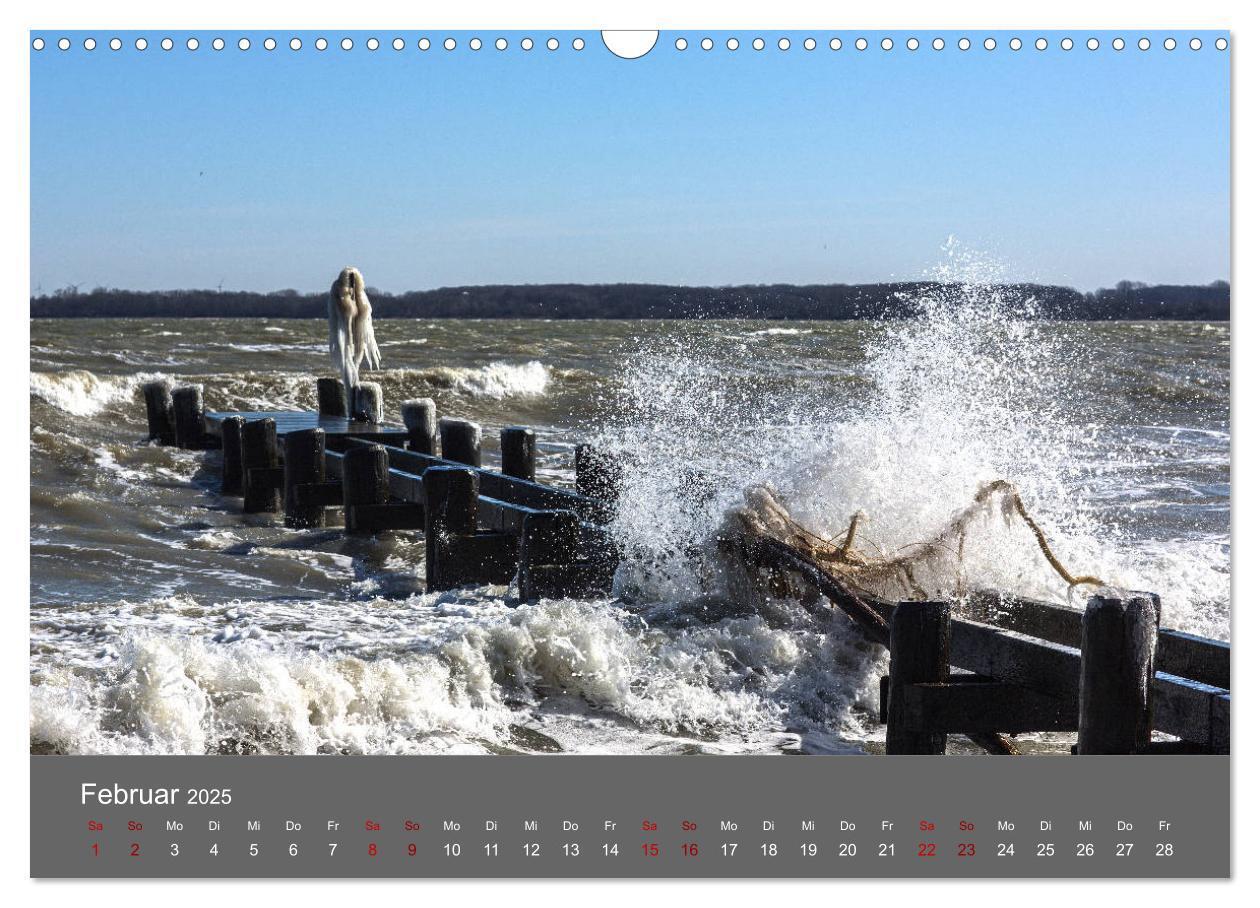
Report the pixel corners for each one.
[958,37,971,51]
[342,38,354,51]
[1138,38,1151,51]
[1087,38,1100,51]
[601,30,658,59]
[1215,38,1228,50]
[1190,38,1202,50]
[367,38,381,51]
[419,38,431,51]
[1010,37,1022,51]
[779,38,790,51]
[185,37,197,51]
[573,37,585,50]
[56,37,69,50]
[469,38,482,51]
[136,37,148,50]
[881,37,893,50]
[1036,38,1048,51]
[496,38,508,51]
[906,38,918,51]
[161,38,174,51]
[264,37,277,51]
[443,38,456,51]
[830,38,842,51]
[726,38,739,51]
[855,38,867,51]
[394,38,406,51]
[32,37,44,50]
[1061,38,1073,51]
[701,37,713,51]
[84,37,97,51]
[1113,37,1125,50]
[803,37,817,50]
[676,38,688,51]
[316,38,328,51]
[112,38,124,51]
[752,37,765,51]
[932,38,944,51]
[983,37,996,51]
[289,38,301,51]
[1164,38,1176,51]
[520,37,532,51]
[212,38,224,51]
[546,37,559,51]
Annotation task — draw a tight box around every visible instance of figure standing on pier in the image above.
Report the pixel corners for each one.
[328,266,382,396]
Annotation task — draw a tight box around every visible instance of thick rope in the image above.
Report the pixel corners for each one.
[734,480,1105,603]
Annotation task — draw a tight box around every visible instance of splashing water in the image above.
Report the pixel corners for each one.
[599,257,1228,637]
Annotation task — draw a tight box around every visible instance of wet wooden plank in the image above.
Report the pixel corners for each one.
[204,410,409,440]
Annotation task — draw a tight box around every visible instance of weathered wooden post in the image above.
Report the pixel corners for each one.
[424,466,479,591]
[241,417,281,514]
[439,418,482,467]
[575,443,620,500]
[171,385,205,450]
[401,399,438,455]
[316,377,348,418]
[142,380,176,445]
[220,416,245,496]
[283,428,327,529]
[500,426,537,481]
[1077,594,1159,755]
[518,509,580,600]
[352,382,384,424]
[342,443,390,535]
[886,601,952,755]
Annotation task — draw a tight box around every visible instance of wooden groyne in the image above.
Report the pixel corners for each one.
[141,377,619,601]
[139,377,1230,756]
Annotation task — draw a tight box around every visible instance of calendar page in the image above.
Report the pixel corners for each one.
[26,19,1231,883]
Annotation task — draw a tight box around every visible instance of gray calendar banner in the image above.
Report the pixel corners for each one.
[31,755,1229,878]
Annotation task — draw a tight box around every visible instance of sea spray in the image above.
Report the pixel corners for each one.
[595,261,1227,635]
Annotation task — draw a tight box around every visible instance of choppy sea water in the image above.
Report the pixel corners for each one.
[29,296,1230,755]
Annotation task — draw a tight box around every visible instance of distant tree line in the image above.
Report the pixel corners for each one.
[29,280,1230,320]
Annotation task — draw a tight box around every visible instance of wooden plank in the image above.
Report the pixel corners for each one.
[903,681,1078,735]
[964,590,1228,689]
[204,410,408,440]
[1157,629,1230,690]
[344,503,426,532]
[338,436,604,523]
[948,618,1082,703]
[1151,673,1229,747]
[295,481,343,508]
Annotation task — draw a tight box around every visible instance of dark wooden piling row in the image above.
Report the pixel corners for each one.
[241,417,282,513]
[402,399,438,455]
[885,602,952,755]
[500,426,536,481]
[1077,594,1158,755]
[220,416,245,496]
[353,382,384,424]
[439,418,482,467]
[142,380,176,445]
[283,428,327,529]
[317,377,348,417]
[172,385,205,450]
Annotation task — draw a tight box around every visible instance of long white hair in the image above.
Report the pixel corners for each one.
[328,266,382,394]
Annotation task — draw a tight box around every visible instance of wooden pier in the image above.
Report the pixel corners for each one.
[139,376,1231,756]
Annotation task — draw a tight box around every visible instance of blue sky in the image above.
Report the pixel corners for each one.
[30,30,1230,293]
